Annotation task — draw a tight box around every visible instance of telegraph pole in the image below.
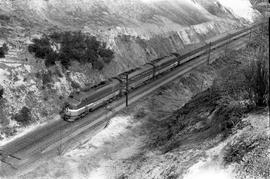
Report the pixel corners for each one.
[125,73,129,107]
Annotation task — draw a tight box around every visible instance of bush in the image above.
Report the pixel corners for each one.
[223,134,270,178]
[13,107,32,126]
[223,137,262,165]
[214,58,269,108]
[70,81,81,89]
[243,59,269,107]
[41,72,53,86]
[0,14,10,22]
[28,37,52,59]
[98,48,114,64]
[92,60,104,70]
[0,47,4,58]
[0,88,3,99]
[28,31,114,70]
[0,43,8,58]
[1,127,17,138]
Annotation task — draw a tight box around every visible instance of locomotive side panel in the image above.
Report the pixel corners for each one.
[178,45,208,65]
[155,61,178,76]
[63,79,121,121]
[77,79,120,108]
[128,70,153,89]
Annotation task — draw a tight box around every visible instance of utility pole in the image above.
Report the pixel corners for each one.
[125,73,129,107]
[248,29,252,44]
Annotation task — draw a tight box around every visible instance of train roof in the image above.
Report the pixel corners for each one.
[127,64,153,79]
[69,78,119,102]
[66,91,82,107]
[153,54,177,66]
[81,80,110,92]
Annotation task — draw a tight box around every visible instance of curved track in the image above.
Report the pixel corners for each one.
[0,23,261,177]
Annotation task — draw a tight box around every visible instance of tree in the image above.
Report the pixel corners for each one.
[0,43,8,58]
[13,107,32,126]
[28,31,114,70]
[0,47,4,58]
[0,88,4,99]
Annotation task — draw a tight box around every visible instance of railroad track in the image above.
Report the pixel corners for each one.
[0,21,264,177]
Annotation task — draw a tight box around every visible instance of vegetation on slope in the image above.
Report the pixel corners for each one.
[0,88,3,99]
[149,20,269,151]
[13,106,32,126]
[0,43,8,58]
[117,20,269,179]
[28,32,114,70]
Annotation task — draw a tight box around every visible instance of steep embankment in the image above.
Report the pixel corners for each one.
[19,46,269,179]
[0,0,260,142]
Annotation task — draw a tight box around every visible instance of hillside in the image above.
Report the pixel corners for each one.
[18,37,269,179]
[0,0,260,144]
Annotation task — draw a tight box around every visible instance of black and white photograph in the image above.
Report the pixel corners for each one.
[0,0,269,178]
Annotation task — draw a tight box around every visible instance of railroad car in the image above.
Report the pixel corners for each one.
[125,64,154,90]
[62,79,121,121]
[154,54,178,75]
[61,54,183,122]
[178,44,209,65]
[61,54,179,121]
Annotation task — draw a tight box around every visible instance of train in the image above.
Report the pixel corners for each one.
[60,53,182,121]
[60,42,214,122]
[60,24,255,122]
[60,41,211,122]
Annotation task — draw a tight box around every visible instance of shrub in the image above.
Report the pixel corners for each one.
[70,81,81,89]
[2,43,8,52]
[92,60,104,70]
[98,48,114,64]
[0,47,5,58]
[243,59,269,107]
[28,31,114,70]
[223,134,270,179]
[13,107,32,126]
[45,51,58,67]
[0,14,10,22]
[28,37,52,59]
[41,72,53,86]
[134,108,147,119]
[0,43,8,58]
[1,127,17,138]
[213,59,269,108]
[0,88,3,99]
